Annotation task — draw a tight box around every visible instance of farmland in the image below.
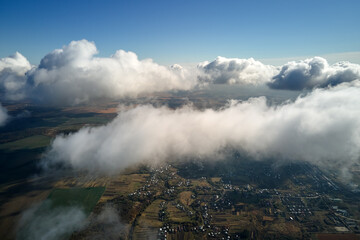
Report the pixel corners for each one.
[0,102,360,240]
[47,187,105,214]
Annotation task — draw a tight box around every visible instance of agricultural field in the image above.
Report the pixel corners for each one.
[132,199,164,240]
[167,201,192,224]
[0,135,51,151]
[101,173,150,201]
[47,187,105,214]
[178,191,195,206]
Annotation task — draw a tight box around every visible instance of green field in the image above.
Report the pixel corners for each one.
[60,116,111,126]
[0,135,51,151]
[47,187,105,214]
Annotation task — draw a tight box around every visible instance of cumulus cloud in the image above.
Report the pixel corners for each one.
[2,40,360,105]
[43,81,360,175]
[25,40,197,105]
[0,103,8,126]
[268,57,360,90]
[17,201,86,240]
[0,52,32,100]
[197,56,278,85]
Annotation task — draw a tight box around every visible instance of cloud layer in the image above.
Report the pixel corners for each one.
[1,40,360,105]
[268,57,360,90]
[43,81,360,175]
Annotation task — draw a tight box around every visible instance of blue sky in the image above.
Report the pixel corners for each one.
[1,0,359,65]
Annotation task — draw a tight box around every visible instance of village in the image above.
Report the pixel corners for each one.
[99,161,360,239]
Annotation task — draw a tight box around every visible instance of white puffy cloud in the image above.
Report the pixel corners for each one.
[44,81,360,175]
[0,52,32,100]
[0,103,8,126]
[268,57,360,90]
[197,56,278,85]
[198,56,360,90]
[1,41,360,105]
[26,40,197,105]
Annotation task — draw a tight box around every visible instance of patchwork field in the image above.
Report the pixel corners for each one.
[132,199,163,240]
[210,209,254,233]
[100,174,150,202]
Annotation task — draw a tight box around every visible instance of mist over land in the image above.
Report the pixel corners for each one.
[42,81,360,181]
